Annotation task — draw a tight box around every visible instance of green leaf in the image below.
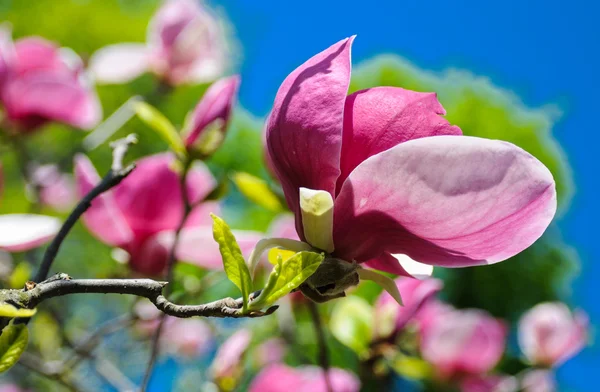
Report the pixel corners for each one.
[391,355,433,380]
[250,251,324,310]
[0,304,36,318]
[231,172,283,212]
[132,101,186,157]
[0,323,28,373]
[330,296,374,356]
[211,214,253,311]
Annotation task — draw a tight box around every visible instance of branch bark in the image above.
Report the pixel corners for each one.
[3,273,277,319]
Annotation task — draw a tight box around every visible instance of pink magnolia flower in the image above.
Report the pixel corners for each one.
[374,277,442,338]
[0,164,61,252]
[0,27,101,132]
[520,369,556,392]
[211,329,252,382]
[263,36,556,282]
[413,299,455,337]
[518,302,588,367]
[460,374,518,392]
[249,364,360,392]
[90,0,228,86]
[420,308,507,379]
[30,164,76,212]
[74,152,259,274]
[183,75,240,156]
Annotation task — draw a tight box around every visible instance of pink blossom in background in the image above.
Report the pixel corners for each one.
[265,36,556,277]
[520,369,556,392]
[0,165,61,252]
[255,338,287,367]
[183,75,240,156]
[0,26,101,132]
[460,374,518,392]
[413,299,455,337]
[374,277,443,338]
[74,153,259,274]
[0,385,26,392]
[211,329,252,381]
[420,308,507,379]
[161,317,213,359]
[30,164,76,212]
[518,302,588,367]
[249,364,360,392]
[90,0,228,86]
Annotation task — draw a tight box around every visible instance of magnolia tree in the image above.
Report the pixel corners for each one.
[0,1,587,391]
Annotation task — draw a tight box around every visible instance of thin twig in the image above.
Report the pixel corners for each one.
[307,301,333,392]
[34,134,138,283]
[3,274,276,319]
[140,159,193,391]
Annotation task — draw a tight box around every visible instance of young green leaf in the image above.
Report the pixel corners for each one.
[211,214,253,311]
[231,172,283,212]
[0,304,36,318]
[132,101,186,157]
[0,323,28,373]
[330,296,374,356]
[249,251,324,310]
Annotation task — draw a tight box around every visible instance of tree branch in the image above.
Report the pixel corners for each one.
[4,274,277,319]
[34,134,138,283]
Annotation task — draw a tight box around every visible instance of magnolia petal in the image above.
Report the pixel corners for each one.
[183,75,240,149]
[266,36,354,238]
[337,87,461,190]
[299,187,334,252]
[74,154,133,246]
[333,135,556,267]
[89,43,149,84]
[363,252,433,278]
[112,154,215,237]
[0,214,60,252]
[2,72,101,129]
[394,254,434,279]
[357,267,403,305]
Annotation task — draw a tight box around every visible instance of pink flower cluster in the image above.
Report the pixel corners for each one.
[0,26,100,132]
[90,0,228,86]
[372,278,588,392]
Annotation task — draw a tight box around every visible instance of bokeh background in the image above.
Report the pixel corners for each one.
[0,0,596,391]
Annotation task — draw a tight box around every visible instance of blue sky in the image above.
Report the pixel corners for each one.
[213,0,598,389]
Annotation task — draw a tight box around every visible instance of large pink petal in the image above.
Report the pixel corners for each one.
[266,37,354,238]
[112,154,215,237]
[333,135,556,267]
[13,37,65,75]
[2,72,102,129]
[0,214,60,252]
[337,87,461,191]
[89,43,149,84]
[74,154,133,247]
